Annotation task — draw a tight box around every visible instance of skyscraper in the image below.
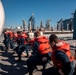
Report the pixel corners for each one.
[46,20,51,30]
[28,13,35,31]
[22,19,26,30]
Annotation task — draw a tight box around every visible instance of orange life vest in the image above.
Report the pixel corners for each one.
[13,33,18,41]
[30,38,35,46]
[21,33,28,39]
[21,33,28,44]
[22,31,26,34]
[14,33,18,38]
[51,40,74,69]
[17,34,21,39]
[16,34,22,44]
[8,31,13,38]
[35,36,52,54]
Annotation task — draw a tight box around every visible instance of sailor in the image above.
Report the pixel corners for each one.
[8,30,15,49]
[3,30,9,50]
[48,34,75,75]
[27,31,52,75]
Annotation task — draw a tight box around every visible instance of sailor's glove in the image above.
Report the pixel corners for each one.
[42,57,47,61]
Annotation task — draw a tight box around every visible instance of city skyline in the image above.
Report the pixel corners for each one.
[2,0,76,28]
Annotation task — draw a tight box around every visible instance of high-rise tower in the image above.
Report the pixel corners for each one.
[28,13,35,31]
[40,20,44,28]
[46,20,51,30]
[22,19,26,30]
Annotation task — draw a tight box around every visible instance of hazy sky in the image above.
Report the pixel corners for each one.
[2,0,76,28]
